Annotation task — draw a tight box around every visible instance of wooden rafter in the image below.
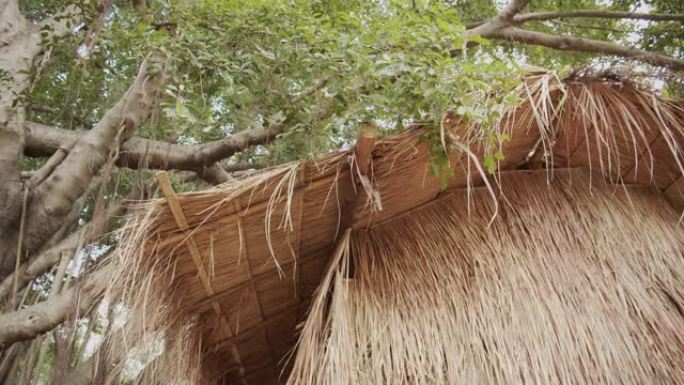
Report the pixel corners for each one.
[156,171,248,385]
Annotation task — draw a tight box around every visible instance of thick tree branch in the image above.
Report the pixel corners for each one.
[24,78,329,173]
[23,123,262,185]
[468,0,531,37]
[512,10,684,25]
[0,268,107,348]
[25,121,278,171]
[488,26,684,70]
[0,156,250,303]
[0,0,31,237]
[462,1,684,70]
[0,54,168,278]
[0,194,127,303]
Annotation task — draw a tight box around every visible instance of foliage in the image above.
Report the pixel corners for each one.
[24,0,682,175]
[26,1,526,170]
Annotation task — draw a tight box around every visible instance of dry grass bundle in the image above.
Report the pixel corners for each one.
[287,169,684,385]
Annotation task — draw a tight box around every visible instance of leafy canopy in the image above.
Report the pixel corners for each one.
[28,0,523,167]
[24,0,682,171]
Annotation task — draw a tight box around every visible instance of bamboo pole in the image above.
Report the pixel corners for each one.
[156,171,248,385]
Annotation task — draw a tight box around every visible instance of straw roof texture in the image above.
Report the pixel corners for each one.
[102,72,684,385]
[289,168,684,385]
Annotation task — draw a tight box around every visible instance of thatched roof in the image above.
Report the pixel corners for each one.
[288,168,684,385]
[106,72,684,385]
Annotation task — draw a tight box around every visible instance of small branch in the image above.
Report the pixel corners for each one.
[291,78,328,103]
[513,10,684,25]
[25,149,66,189]
[152,21,177,31]
[466,10,684,29]
[548,19,661,34]
[489,26,684,70]
[27,103,91,128]
[79,0,115,63]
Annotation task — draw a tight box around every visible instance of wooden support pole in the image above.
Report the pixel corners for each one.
[354,122,376,177]
[335,124,377,278]
[339,123,377,232]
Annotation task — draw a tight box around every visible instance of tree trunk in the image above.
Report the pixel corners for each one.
[0,0,37,276]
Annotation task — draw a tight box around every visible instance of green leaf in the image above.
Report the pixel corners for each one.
[484,155,497,174]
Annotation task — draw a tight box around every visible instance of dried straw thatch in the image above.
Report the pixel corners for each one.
[100,72,684,385]
[289,169,684,385]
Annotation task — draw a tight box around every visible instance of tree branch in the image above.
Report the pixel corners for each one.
[0,192,127,303]
[0,0,30,240]
[25,149,66,189]
[468,0,531,37]
[0,268,107,348]
[24,78,328,173]
[461,2,684,70]
[79,1,114,63]
[512,10,684,25]
[25,120,278,171]
[0,1,89,277]
[488,26,684,70]
[192,164,232,185]
[27,104,91,128]
[5,54,167,276]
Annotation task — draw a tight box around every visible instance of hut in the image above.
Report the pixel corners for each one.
[107,72,684,385]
